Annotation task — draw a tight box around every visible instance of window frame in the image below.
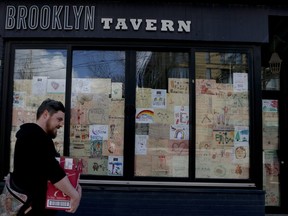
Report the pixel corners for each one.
[0,41,262,189]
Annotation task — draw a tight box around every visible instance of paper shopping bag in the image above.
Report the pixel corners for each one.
[46,157,82,210]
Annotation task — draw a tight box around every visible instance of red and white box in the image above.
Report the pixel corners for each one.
[46,157,82,210]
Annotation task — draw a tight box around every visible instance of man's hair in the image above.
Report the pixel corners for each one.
[36,98,65,120]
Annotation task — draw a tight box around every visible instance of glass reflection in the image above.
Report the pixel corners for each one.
[11,49,67,171]
[195,52,250,179]
[70,50,125,177]
[262,99,280,206]
[135,51,189,178]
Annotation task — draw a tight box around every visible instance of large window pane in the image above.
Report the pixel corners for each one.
[195,52,250,179]
[70,51,125,176]
[135,51,189,177]
[11,49,67,170]
[262,99,280,206]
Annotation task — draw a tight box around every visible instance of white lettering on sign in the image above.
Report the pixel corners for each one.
[130,19,142,30]
[6,5,95,30]
[146,19,157,31]
[5,5,191,33]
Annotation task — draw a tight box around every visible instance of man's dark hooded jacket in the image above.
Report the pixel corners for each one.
[13,123,66,215]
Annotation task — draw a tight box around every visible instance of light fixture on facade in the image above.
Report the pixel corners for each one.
[269,52,282,74]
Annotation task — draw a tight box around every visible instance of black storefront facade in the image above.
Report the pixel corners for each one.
[1,1,288,215]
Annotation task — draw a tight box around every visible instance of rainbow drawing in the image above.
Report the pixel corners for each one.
[170,124,189,140]
[135,108,154,123]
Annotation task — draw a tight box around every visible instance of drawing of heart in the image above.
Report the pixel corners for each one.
[172,141,188,155]
[51,81,59,90]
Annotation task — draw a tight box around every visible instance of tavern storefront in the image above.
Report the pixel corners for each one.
[1,1,288,215]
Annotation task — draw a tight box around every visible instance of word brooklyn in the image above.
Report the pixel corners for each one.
[5,5,191,32]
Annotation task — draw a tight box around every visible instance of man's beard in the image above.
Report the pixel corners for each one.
[48,130,57,139]
[46,120,57,138]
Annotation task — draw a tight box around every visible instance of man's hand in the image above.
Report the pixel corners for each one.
[65,184,82,213]
[54,177,82,214]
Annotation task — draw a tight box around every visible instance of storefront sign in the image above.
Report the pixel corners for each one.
[5,5,191,32]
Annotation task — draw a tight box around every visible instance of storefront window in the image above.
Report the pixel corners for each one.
[11,49,67,170]
[195,52,250,179]
[8,47,255,182]
[70,50,125,176]
[134,51,189,177]
[262,99,280,206]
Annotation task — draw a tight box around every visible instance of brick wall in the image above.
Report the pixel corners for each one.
[58,186,265,216]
